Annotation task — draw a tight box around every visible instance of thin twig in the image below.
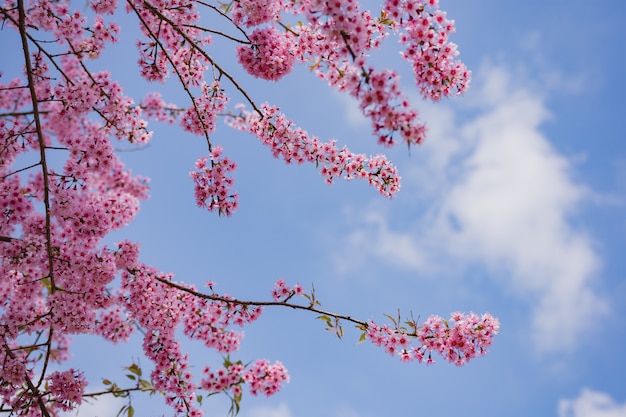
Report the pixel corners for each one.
[2,342,52,417]
[127,0,213,150]
[143,2,262,117]
[153,275,368,328]
[183,23,248,44]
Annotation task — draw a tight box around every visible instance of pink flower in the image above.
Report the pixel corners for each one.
[190,146,239,216]
[244,359,289,397]
[231,0,282,27]
[181,81,228,135]
[227,104,401,197]
[365,312,499,365]
[237,27,296,81]
[47,369,87,411]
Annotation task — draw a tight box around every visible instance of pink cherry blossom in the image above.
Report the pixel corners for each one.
[47,369,87,411]
[190,146,239,216]
[228,104,401,197]
[237,26,297,81]
[231,0,283,27]
[244,359,290,397]
[365,312,500,366]
[0,0,493,415]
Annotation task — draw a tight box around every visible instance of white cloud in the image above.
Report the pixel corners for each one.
[329,404,371,417]
[559,389,626,417]
[338,207,429,274]
[436,67,608,351]
[241,402,293,417]
[62,390,125,417]
[336,64,608,353]
[331,90,367,128]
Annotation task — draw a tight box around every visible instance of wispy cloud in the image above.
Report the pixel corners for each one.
[61,387,125,417]
[240,402,293,417]
[334,64,608,353]
[559,389,626,417]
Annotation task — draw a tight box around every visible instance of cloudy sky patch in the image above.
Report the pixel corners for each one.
[336,64,608,353]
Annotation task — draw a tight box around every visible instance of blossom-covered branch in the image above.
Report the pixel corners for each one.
[0,0,494,416]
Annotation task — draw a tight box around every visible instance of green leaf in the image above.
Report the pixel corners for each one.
[336,325,344,340]
[223,355,233,368]
[124,363,142,377]
[111,384,124,397]
[384,314,397,326]
[357,331,367,344]
[317,315,332,327]
[228,395,241,417]
[102,379,112,386]
[128,405,134,417]
[139,379,153,391]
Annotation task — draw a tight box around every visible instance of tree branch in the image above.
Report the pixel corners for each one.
[153,276,368,328]
[2,342,51,417]
[142,2,262,117]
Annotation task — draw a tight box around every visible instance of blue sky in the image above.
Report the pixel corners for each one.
[3,1,626,417]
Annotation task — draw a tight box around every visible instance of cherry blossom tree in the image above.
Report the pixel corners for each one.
[0,0,499,416]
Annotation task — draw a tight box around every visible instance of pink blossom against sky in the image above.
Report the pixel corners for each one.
[1,1,625,417]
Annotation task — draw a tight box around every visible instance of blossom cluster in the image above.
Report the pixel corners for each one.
[237,26,297,81]
[1,1,164,409]
[9,0,121,59]
[244,359,290,397]
[275,2,413,146]
[290,11,422,146]
[110,243,277,412]
[190,146,239,216]
[231,0,282,27]
[140,92,179,123]
[366,312,500,366]
[131,0,209,84]
[181,81,229,135]
[47,369,87,411]
[201,361,246,393]
[0,342,30,406]
[228,104,401,197]
[200,358,288,398]
[272,278,304,301]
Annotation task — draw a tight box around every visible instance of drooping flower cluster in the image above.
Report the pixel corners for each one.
[231,0,283,27]
[116,249,272,414]
[131,0,210,84]
[181,81,229,135]
[140,92,179,123]
[228,104,401,197]
[47,369,88,411]
[289,6,426,146]
[272,278,304,301]
[244,359,290,397]
[366,312,500,366]
[201,361,246,393]
[390,1,471,100]
[237,26,297,81]
[190,146,239,216]
[200,358,288,398]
